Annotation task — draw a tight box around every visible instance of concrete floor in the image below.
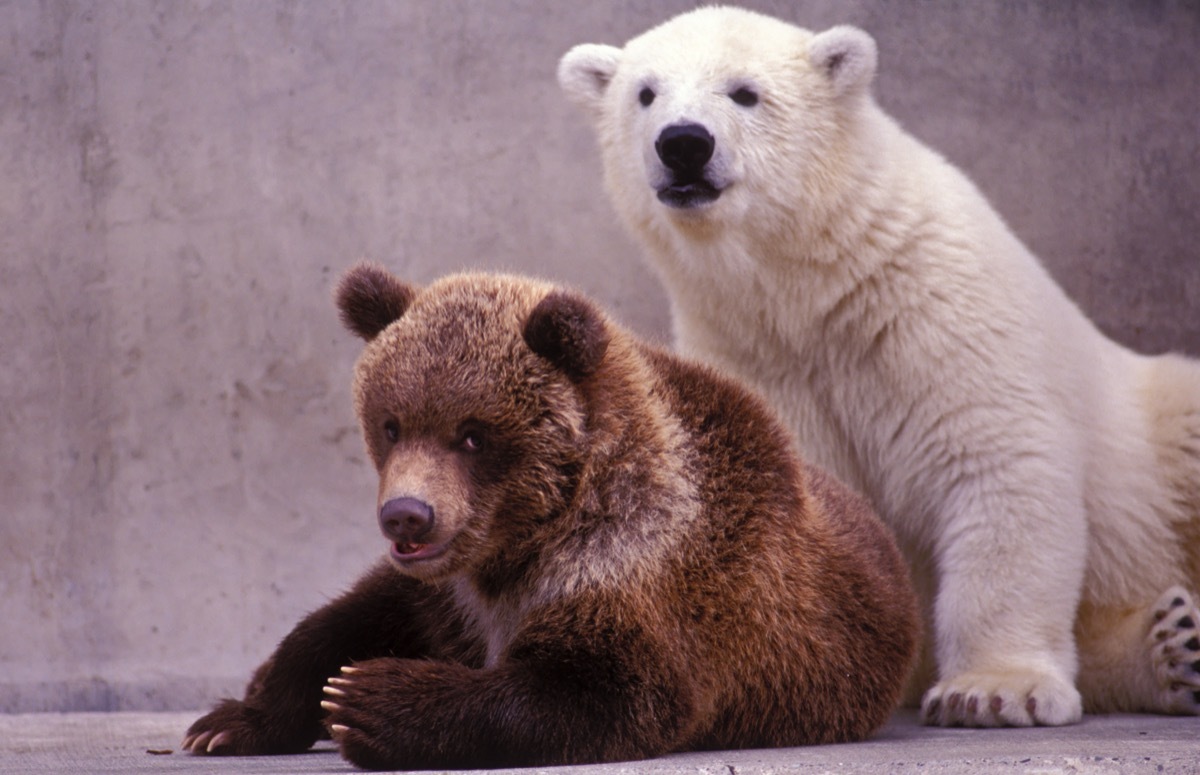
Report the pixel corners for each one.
[0,710,1196,775]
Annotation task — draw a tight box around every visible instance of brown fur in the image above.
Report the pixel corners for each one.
[183,263,918,769]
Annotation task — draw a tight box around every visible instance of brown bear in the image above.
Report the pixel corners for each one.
[182,263,918,770]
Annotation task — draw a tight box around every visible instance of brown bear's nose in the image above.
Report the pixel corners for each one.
[656,123,715,174]
[379,497,434,543]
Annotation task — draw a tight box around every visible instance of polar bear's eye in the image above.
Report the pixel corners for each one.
[730,87,759,107]
[638,87,656,107]
[383,418,400,444]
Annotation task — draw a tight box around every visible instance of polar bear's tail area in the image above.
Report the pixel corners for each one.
[1142,352,1200,586]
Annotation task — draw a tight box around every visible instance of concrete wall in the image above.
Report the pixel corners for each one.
[2,0,1197,712]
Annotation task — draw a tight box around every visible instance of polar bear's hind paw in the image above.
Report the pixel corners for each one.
[1149,585,1200,714]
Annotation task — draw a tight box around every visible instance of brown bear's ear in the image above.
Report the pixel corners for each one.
[335,262,418,341]
[523,290,611,383]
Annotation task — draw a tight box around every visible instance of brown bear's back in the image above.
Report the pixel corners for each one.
[640,345,918,747]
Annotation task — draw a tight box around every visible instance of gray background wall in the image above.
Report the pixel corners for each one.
[2,0,1197,713]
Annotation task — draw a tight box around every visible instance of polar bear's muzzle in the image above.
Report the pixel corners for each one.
[655,122,721,209]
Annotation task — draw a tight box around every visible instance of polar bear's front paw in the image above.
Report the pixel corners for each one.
[1148,586,1200,714]
[921,670,1082,727]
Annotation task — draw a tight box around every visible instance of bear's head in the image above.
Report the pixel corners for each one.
[558,6,877,232]
[336,262,612,583]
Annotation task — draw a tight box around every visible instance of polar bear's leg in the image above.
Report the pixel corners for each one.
[921,624,1083,727]
[1076,589,1200,714]
[919,486,1086,727]
[921,619,1083,726]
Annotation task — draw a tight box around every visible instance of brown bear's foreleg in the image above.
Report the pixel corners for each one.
[321,612,694,769]
[183,561,461,756]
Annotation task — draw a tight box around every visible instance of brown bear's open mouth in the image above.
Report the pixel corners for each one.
[390,541,446,562]
[657,179,721,209]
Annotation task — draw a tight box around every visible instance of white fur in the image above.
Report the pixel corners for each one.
[560,6,1200,725]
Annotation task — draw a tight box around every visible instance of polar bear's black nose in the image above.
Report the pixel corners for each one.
[379,497,434,543]
[656,123,715,174]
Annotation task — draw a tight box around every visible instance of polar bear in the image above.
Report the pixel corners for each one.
[558,6,1200,727]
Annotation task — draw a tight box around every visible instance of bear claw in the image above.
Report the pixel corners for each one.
[921,672,1079,727]
[181,729,228,754]
[1148,586,1200,714]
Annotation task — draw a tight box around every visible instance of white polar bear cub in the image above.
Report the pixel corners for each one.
[559,6,1200,727]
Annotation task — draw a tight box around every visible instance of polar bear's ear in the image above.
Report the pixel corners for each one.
[558,44,622,112]
[808,26,877,97]
[523,290,611,383]
[336,261,418,341]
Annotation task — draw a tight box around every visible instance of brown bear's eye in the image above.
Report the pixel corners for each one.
[730,87,759,107]
[638,87,655,107]
[383,419,400,444]
[456,422,486,454]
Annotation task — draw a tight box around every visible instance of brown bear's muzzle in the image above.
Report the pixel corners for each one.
[379,497,437,557]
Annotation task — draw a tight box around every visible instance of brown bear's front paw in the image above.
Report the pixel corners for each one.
[321,663,411,769]
[182,699,314,756]
[322,659,471,770]
[183,700,265,755]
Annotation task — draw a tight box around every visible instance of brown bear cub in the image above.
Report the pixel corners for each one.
[183,264,918,770]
